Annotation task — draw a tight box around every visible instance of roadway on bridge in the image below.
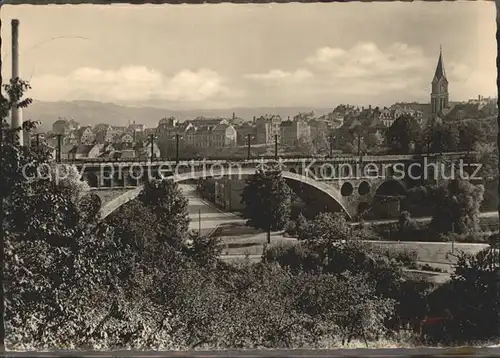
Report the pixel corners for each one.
[180,184,245,235]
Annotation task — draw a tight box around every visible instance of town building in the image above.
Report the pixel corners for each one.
[255,115,282,144]
[141,140,161,159]
[156,117,194,157]
[184,123,237,149]
[95,125,120,144]
[52,117,79,135]
[127,122,146,133]
[211,123,238,148]
[67,143,102,160]
[77,126,95,144]
[279,119,311,146]
[235,122,256,145]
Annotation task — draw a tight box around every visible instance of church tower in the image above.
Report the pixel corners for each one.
[431,46,449,115]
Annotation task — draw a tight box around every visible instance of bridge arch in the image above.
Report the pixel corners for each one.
[83,172,98,188]
[373,179,407,197]
[100,168,354,220]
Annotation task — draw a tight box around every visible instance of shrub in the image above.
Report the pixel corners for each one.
[426,248,500,343]
[284,220,297,236]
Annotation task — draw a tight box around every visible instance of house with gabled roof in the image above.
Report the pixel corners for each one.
[211,123,237,148]
[67,143,101,160]
[77,126,95,144]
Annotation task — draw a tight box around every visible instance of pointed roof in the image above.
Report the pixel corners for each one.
[433,46,447,82]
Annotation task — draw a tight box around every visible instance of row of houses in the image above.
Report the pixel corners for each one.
[40,97,494,160]
[36,140,162,161]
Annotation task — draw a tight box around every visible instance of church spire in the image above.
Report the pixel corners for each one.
[434,45,446,81]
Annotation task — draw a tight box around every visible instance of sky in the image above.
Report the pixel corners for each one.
[1,2,497,109]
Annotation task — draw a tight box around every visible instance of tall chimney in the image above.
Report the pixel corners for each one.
[11,19,23,145]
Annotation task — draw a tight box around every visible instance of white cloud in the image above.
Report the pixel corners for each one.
[238,41,496,107]
[26,43,496,108]
[306,42,429,79]
[239,42,434,105]
[243,69,313,84]
[29,66,234,103]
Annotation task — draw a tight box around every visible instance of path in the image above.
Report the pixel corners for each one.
[180,184,245,235]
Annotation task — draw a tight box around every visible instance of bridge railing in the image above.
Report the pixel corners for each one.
[60,151,477,165]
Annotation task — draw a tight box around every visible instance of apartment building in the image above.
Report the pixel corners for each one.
[279,119,311,146]
[255,115,282,144]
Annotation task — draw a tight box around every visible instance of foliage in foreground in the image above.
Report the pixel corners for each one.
[4,79,500,349]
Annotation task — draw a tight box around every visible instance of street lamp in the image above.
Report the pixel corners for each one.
[274,134,278,160]
[247,133,255,161]
[329,133,335,158]
[149,134,157,162]
[174,133,183,164]
[56,134,63,163]
[357,133,361,158]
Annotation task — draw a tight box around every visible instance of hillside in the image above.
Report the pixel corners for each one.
[23,100,333,132]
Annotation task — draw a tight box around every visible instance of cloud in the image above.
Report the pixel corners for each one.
[306,42,429,80]
[238,41,496,107]
[26,42,496,108]
[29,66,235,103]
[238,42,434,105]
[243,69,313,84]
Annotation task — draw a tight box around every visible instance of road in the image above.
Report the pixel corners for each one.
[180,184,245,235]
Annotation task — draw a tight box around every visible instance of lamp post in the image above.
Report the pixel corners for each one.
[329,133,335,158]
[175,133,182,164]
[274,134,278,160]
[247,133,255,161]
[56,134,62,163]
[149,134,155,162]
[357,132,361,158]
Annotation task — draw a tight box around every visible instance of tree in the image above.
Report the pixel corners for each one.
[182,232,223,270]
[311,131,329,154]
[297,212,350,242]
[241,169,291,244]
[472,143,498,211]
[137,179,190,248]
[386,115,420,154]
[106,199,161,251]
[458,121,486,154]
[427,121,459,153]
[295,135,315,155]
[0,78,134,347]
[429,179,484,234]
[350,124,367,156]
[426,248,500,343]
[363,131,383,153]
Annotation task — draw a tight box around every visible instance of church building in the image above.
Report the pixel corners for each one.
[430,47,450,118]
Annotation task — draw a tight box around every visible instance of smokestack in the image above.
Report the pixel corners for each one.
[11,19,23,145]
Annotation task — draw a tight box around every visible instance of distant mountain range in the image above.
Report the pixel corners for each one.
[23,100,334,132]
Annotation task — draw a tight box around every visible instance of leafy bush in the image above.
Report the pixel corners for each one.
[372,247,418,268]
[440,231,490,244]
[284,220,297,236]
[426,248,500,343]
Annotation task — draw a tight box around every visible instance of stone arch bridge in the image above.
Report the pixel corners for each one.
[69,153,471,221]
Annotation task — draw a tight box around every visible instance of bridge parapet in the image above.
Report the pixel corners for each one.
[73,152,473,218]
[62,151,475,167]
